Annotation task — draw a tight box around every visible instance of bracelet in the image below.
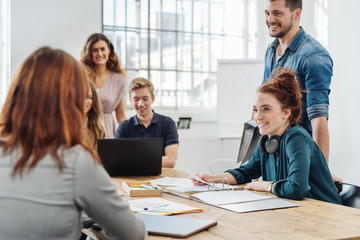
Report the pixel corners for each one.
[267,181,276,193]
[270,182,275,193]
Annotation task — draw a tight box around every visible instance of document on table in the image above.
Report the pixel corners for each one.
[128,198,203,215]
[150,176,191,187]
[191,190,300,213]
[191,190,273,205]
[147,163,299,214]
[150,161,242,192]
[150,177,243,192]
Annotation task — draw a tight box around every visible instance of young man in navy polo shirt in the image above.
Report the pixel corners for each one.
[115,77,179,168]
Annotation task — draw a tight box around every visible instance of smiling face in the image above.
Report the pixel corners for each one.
[265,0,299,38]
[253,92,290,137]
[91,40,110,66]
[130,87,155,119]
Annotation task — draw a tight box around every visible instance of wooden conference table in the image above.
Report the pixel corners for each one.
[110,168,360,240]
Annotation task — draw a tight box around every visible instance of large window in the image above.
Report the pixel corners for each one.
[0,0,11,107]
[103,0,257,110]
[314,0,328,47]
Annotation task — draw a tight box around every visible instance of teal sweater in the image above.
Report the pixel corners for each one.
[227,126,342,204]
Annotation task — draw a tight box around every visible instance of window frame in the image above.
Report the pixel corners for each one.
[0,0,11,108]
[102,0,250,112]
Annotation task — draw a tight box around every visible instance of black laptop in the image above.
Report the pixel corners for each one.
[97,138,163,176]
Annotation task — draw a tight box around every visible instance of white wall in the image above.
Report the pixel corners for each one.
[11,0,102,76]
[217,59,264,139]
[10,0,360,184]
[327,0,360,185]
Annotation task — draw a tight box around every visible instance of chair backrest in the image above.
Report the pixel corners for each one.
[336,182,360,209]
[209,159,239,174]
[209,121,260,174]
[237,120,260,165]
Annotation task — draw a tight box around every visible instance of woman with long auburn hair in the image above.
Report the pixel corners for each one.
[0,47,145,239]
[81,33,127,138]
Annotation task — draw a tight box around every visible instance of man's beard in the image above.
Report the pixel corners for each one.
[269,21,293,38]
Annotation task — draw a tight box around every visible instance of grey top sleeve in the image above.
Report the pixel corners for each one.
[74,151,146,240]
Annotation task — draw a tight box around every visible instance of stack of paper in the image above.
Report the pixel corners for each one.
[151,177,243,197]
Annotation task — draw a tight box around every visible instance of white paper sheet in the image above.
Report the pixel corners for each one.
[192,190,273,205]
[150,177,242,192]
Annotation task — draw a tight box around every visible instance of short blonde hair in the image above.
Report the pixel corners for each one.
[129,77,155,98]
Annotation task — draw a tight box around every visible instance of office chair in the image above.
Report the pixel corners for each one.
[209,158,239,174]
[209,121,260,174]
[81,218,108,240]
[336,182,360,209]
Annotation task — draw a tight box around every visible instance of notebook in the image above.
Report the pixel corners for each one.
[135,213,217,238]
[128,198,203,215]
[97,138,163,176]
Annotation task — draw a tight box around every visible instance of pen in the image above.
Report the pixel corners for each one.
[143,204,169,211]
[140,184,158,190]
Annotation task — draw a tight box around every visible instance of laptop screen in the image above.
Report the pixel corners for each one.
[97,138,163,176]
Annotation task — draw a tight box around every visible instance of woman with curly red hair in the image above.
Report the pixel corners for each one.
[193,68,341,204]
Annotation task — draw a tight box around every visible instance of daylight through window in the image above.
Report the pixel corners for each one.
[103,0,257,110]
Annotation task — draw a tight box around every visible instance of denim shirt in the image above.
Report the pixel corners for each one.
[263,27,333,133]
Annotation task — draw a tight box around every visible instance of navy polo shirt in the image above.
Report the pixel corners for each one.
[114,111,179,155]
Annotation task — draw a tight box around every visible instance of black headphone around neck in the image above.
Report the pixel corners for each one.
[259,135,282,155]
[259,124,295,155]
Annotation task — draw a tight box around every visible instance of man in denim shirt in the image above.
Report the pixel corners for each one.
[263,0,341,182]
